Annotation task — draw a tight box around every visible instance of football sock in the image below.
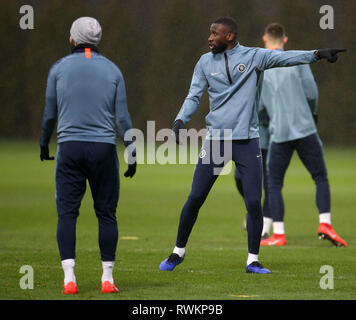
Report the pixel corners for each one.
[262,217,273,235]
[273,222,285,235]
[61,259,76,285]
[247,253,259,266]
[102,261,115,284]
[173,246,185,258]
[319,212,331,225]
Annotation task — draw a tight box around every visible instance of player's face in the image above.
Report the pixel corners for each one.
[208,23,229,54]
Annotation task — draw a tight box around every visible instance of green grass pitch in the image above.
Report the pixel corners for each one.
[0,140,355,300]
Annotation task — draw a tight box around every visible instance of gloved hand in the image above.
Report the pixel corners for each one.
[40,145,55,161]
[172,119,184,145]
[124,162,136,178]
[124,148,137,178]
[315,48,346,63]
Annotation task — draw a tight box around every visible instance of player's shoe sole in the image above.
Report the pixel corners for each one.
[101,281,119,293]
[318,223,347,247]
[159,253,185,271]
[63,281,78,294]
[246,261,271,274]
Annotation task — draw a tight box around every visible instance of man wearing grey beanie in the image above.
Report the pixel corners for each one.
[70,16,102,47]
[40,17,137,295]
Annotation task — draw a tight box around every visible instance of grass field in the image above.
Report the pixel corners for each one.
[0,140,356,300]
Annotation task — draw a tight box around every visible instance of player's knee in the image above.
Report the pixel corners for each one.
[268,177,283,190]
[245,198,261,215]
[187,193,205,210]
[57,207,80,219]
[94,202,117,221]
[313,170,329,184]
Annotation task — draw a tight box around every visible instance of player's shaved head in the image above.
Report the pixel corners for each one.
[264,23,286,41]
[263,22,288,50]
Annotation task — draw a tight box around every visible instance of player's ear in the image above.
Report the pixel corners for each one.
[262,35,267,44]
[283,36,288,44]
[226,32,234,42]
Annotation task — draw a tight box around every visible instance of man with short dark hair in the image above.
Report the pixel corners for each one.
[258,23,347,247]
[40,17,136,294]
[264,22,286,43]
[159,17,345,274]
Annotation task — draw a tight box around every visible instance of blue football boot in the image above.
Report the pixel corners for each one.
[159,253,185,271]
[246,261,271,274]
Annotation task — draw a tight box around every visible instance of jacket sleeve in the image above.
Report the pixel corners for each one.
[256,48,320,71]
[40,63,58,146]
[298,64,319,115]
[175,58,208,124]
[115,70,134,148]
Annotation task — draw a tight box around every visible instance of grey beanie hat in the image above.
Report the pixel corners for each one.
[70,17,102,46]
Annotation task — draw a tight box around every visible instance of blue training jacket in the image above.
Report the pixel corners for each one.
[260,62,318,143]
[40,46,133,147]
[175,43,320,140]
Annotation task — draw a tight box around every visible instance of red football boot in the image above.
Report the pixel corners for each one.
[63,281,78,294]
[318,223,347,247]
[101,281,119,293]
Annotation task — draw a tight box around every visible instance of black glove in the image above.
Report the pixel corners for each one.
[124,162,136,178]
[124,144,136,178]
[315,48,346,63]
[40,145,55,161]
[172,119,184,145]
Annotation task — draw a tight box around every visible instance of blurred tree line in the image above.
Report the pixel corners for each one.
[1,0,355,145]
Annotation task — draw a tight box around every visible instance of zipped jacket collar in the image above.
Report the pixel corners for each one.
[72,44,99,54]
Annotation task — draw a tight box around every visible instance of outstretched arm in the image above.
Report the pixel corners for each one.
[257,48,319,70]
[315,48,347,63]
[257,48,346,71]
